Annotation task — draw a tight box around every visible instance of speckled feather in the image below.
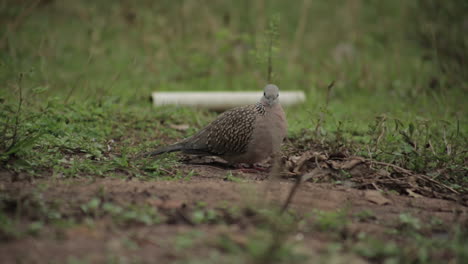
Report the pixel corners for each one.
[182,102,265,156]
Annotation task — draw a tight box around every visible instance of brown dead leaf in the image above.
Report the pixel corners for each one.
[376,169,391,177]
[286,159,296,172]
[406,189,423,198]
[328,160,341,170]
[293,151,327,174]
[328,158,363,170]
[301,170,317,182]
[289,155,302,164]
[408,175,419,186]
[169,124,190,131]
[301,167,333,182]
[364,190,392,205]
[340,159,363,170]
[293,152,314,174]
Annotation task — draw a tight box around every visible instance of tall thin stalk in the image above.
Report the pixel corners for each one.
[6,73,24,153]
[266,15,279,83]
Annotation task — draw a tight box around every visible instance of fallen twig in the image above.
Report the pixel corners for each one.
[363,158,413,174]
[419,174,459,194]
[280,174,302,214]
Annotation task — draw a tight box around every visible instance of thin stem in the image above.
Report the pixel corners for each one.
[7,73,24,152]
[267,27,273,83]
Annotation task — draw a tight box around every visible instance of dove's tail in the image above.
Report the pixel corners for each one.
[141,143,185,158]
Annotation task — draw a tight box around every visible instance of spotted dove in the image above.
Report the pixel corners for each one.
[145,84,287,165]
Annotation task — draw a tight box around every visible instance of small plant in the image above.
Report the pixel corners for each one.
[27,221,44,236]
[80,198,163,226]
[0,211,20,240]
[80,198,101,218]
[175,230,203,251]
[354,209,376,222]
[191,202,221,224]
[312,209,348,232]
[353,237,401,263]
[0,74,45,163]
[398,213,421,231]
[114,204,162,226]
[216,228,307,264]
[224,171,243,182]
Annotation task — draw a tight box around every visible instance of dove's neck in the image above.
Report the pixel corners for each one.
[260,97,279,107]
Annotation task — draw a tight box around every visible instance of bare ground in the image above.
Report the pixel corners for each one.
[1,162,467,264]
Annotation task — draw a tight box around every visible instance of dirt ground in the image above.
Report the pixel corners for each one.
[1,162,466,264]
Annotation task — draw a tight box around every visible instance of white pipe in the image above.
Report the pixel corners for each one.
[151,91,305,110]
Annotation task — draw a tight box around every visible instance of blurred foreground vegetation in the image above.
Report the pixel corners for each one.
[0,0,467,188]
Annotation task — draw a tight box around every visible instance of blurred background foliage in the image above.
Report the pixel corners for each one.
[1,0,466,100]
[0,0,466,145]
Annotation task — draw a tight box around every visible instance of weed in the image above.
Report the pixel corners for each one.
[224,171,243,183]
[80,198,101,218]
[354,209,376,222]
[190,202,222,224]
[353,237,401,263]
[0,74,45,163]
[312,209,348,232]
[175,230,203,251]
[0,211,19,240]
[398,213,422,231]
[27,221,44,236]
[216,228,307,264]
[353,224,468,264]
[80,198,163,226]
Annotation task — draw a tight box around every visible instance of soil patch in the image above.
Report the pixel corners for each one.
[1,167,466,263]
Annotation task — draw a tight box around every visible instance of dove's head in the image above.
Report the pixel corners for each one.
[261,84,280,106]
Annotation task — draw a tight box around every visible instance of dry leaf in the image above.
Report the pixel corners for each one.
[406,189,423,198]
[376,169,391,177]
[340,159,363,170]
[286,159,296,172]
[293,151,314,173]
[301,167,333,182]
[301,170,317,182]
[289,155,302,164]
[328,158,363,170]
[364,190,392,205]
[328,160,341,170]
[293,151,327,174]
[407,175,419,188]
